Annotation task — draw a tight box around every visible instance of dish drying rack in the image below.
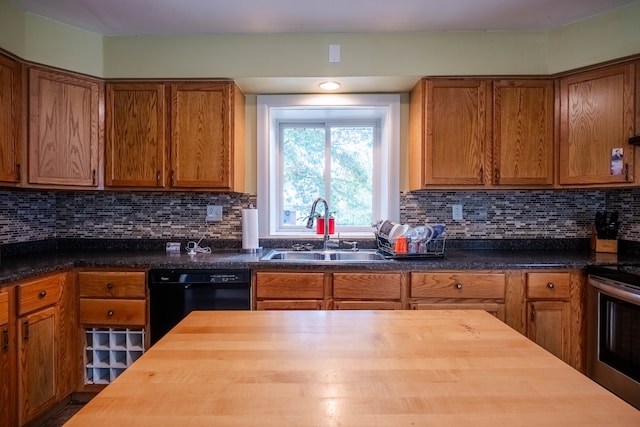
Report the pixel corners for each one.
[375,233,446,259]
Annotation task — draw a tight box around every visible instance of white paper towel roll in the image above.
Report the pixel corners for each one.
[242,208,260,250]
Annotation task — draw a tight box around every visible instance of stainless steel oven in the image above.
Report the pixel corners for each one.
[587,265,640,410]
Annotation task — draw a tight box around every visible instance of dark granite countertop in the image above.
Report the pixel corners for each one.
[2,244,639,286]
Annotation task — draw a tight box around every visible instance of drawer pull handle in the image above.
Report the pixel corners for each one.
[455,282,463,290]
[39,290,47,298]
[547,282,555,289]
[107,310,114,317]
[106,283,114,290]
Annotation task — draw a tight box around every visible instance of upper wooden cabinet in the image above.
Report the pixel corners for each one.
[0,53,23,185]
[410,77,555,189]
[493,79,554,186]
[106,83,166,187]
[105,80,245,191]
[28,68,101,187]
[558,63,636,185]
[410,79,491,188]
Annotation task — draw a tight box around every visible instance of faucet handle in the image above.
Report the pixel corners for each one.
[344,240,359,251]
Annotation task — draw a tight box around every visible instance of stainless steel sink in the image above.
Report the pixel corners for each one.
[260,249,386,262]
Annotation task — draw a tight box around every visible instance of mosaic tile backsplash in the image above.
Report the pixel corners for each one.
[1,188,639,245]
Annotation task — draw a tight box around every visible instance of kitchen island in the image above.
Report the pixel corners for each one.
[64,310,639,426]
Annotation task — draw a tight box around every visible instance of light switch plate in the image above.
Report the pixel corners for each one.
[452,204,463,221]
[206,205,223,222]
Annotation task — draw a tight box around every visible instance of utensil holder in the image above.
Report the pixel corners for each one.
[591,227,618,253]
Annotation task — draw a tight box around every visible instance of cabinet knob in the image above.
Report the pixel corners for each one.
[107,310,114,317]
[38,290,47,298]
[106,283,114,290]
[547,282,555,289]
[455,282,463,289]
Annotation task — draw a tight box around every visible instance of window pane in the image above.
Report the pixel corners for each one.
[330,126,374,227]
[281,126,326,226]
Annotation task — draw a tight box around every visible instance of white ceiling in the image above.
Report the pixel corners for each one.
[8,0,636,35]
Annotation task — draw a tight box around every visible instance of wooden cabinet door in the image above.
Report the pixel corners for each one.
[28,68,100,187]
[559,63,635,185]
[170,82,232,189]
[19,306,57,425]
[0,290,15,427]
[424,79,491,186]
[527,300,570,364]
[493,79,554,185]
[106,83,167,187]
[0,53,22,184]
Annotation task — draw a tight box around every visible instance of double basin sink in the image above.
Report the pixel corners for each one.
[260,249,386,262]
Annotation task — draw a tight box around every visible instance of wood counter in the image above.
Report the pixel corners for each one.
[65,310,640,426]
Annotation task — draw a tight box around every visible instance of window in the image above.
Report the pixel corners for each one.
[257,94,399,237]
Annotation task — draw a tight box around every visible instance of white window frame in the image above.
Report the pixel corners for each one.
[257,94,400,238]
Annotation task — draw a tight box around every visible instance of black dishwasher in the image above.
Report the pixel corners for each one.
[148,269,251,345]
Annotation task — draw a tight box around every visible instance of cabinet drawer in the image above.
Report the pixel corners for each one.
[526,272,571,299]
[256,272,325,299]
[80,299,146,326]
[17,274,64,316]
[79,271,146,298]
[0,291,8,325]
[256,300,323,310]
[333,273,402,300]
[411,272,505,299]
[334,301,402,310]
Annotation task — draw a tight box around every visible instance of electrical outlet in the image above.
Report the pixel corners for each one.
[452,204,463,221]
[206,205,223,222]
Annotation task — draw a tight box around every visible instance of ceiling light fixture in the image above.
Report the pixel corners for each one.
[319,81,341,91]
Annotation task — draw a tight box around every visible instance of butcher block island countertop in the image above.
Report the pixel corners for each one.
[65,310,639,427]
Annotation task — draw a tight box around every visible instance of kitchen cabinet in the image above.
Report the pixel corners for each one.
[525,272,585,369]
[558,63,635,185]
[255,272,327,310]
[105,83,167,187]
[409,78,492,188]
[28,67,102,188]
[332,272,403,310]
[16,272,77,426]
[0,52,23,185]
[493,79,554,186]
[170,82,244,189]
[105,80,245,191]
[410,272,506,321]
[410,77,556,189]
[78,271,147,388]
[0,288,16,427]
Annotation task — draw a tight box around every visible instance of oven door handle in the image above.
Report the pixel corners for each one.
[589,277,640,305]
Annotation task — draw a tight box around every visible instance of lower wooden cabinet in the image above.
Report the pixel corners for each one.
[0,288,15,427]
[14,272,77,426]
[255,272,326,310]
[19,306,57,423]
[333,272,403,310]
[525,272,580,368]
[255,271,405,310]
[410,272,506,321]
[77,270,147,389]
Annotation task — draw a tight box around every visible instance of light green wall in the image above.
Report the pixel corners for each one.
[0,0,25,56]
[103,31,550,80]
[548,1,640,73]
[24,13,103,76]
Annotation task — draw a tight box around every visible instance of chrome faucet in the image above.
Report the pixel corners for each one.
[306,197,331,250]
